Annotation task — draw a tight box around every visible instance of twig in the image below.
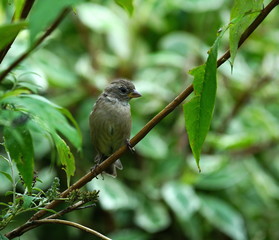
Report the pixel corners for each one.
[0,0,35,63]
[46,200,85,219]
[231,141,277,156]
[32,219,111,240]
[73,15,100,70]
[217,0,279,67]
[218,75,272,132]
[4,0,279,239]
[0,8,70,82]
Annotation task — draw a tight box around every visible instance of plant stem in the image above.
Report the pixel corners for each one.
[4,145,16,205]
[33,219,112,240]
[0,8,70,82]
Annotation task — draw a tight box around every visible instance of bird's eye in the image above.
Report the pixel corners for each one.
[119,86,127,93]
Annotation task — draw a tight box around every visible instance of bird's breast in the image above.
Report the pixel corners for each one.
[90,98,132,155]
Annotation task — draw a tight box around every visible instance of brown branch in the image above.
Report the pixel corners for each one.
[46,200,86,219]
[217,0,279,67]
[231,141,277,156]
[0,0,36,63]
[0,8,70,82]
[218,75,272,132]
[32,219,111,240]
[73,15,100,70]
[4,0,279,239]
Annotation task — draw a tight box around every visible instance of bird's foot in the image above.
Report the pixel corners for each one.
[90,164,98,179]
[90,164,104,180]
[126,139,135,153]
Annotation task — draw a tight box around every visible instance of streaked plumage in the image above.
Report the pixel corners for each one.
[89,79,141,177]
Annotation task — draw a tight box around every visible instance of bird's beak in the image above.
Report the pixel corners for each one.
[129,89,142,98]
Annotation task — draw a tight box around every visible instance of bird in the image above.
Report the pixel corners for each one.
[89,79,141,177]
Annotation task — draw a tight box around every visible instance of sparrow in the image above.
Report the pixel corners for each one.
[89,79,141,177]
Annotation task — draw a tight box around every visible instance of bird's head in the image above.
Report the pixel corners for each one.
[104,79,141,102]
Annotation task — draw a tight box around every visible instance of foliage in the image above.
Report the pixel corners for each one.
[0,176,59,231]
[183,30,223,169]
[1,0,279,239]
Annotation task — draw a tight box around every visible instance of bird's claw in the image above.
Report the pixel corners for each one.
[90,164,99,179]
[90,164,104,180]
[126,139,135,153]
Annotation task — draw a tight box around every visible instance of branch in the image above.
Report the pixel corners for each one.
[46,200,86,219]
[0,8,70,82]
[73,15,100,70]
[0,0,35,63]
[217,0,279,67]
[32,219,111,240]
[217,75,272,132]
[231,140,277,156]
[4,0,279,239]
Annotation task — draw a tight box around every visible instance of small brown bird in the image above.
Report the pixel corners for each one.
[89,79,141,177]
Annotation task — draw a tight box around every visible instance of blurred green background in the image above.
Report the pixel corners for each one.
[1,0,279,239]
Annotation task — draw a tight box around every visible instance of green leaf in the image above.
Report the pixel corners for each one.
[244,158,279,201]
[114,0,134,16]
[28,0,82,45]
[194,156,247,190]
[162,181,200,221]
[134,199,170,233]
[14,0,25,20]
[2,94,82,150]
[172,0,226,13]
[88,177,137,210]
[0,171,13,184]
[22,195,35,209]
[77,3,130,59]
[0,88,31,100]
[0,22,27,50]
[25,95,82,150]
[0,202,10,207]
[183,35,221,170]
[1,94,81,184]
[0,232,9,240]
[229,0,263,65]
[109,229,149,240]
[52,134,75,186]
[4,126,34,192]
[199,194,247,240]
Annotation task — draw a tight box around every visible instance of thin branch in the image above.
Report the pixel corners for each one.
[218,75,272,132]
[231,141,277,156]
[217,0,279,67]
[73,15,100,70]
[4,0,279,239]
[0,0,36,63]
[0,8,70,82]
[46,200,85,219]
[32,219,111,240]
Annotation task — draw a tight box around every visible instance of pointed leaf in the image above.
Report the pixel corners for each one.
[52,133,75,186]
[0,22,27,50]
[29,0,82,44]
[1,94,81,184]
[162,181,200,221]
[88,177,137,210]
[229,0,263,65]
[22,195,35,209]
[199,194,247,240]
[135,199,170,233]
[0,233,9,240]
[0,171,13,184]
[114,0,134,16]
[14,0,25,20]
[4,126,34,191]
[183,36,220,169]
